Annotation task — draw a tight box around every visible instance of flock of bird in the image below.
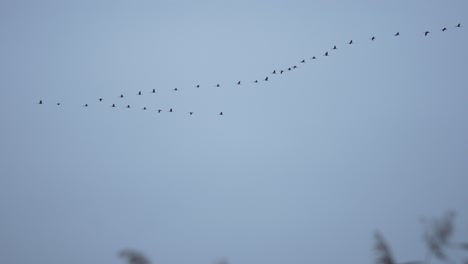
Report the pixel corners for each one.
[37,23,462,116]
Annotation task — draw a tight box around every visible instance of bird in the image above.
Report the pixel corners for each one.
[143,107,147,110]
[173,88,178,91]
[254,80,258,83]
[152,89,156,93]
[237,81,241,85]
[111,104,116,107]
[333,45,337,50]
[272,70,276,74]
[158,109,162,113]
[442,27,447,32]
[189,112,193,115]
[371,36,376,41]
[348,40,353,44]
[56,103,60,106]
[425,31,430,36]
[264,76,269,81]
[138,91,142,95]
[456,23,461,27]
[196,85,200,88]
[395,32,400,36]
[38,100,43,104]
[280,70,284,74]
[120,94,124,98]
[219,112,223,115]
[293,65,297,69]
[301,59,305,63]
[324,52,329,56]
[311,56,316,59]
[169,108,173,112]
[99,98,103,102]
[84,104,88,107]
[126,105,131,108]
[288,67,291,71]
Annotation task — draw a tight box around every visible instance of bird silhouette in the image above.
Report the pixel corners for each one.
[442,27,447,32]
[395,32,400,36]
[254,80,258,83]
[311,56,316,59]
[112,104,116,107]
[333,45,337,50]
[219,112,223,115]
[158,109,162,113]
[456,23,461,27]
[425,31,430,36]
[99,98,103,102]
[216,84,220,87]
[293,65,297,69]
[301,59,305,63]
[324,52,329,56]
[127,105,131,108]
[152,89,156,93]
[143,107,147,110]
[189,112,193,115]
[371,36,376,41]
[120,94,124,98]
[138,91,142,95]
[237,81,241,85]
[288,67,291,71]
[169,108,173,112]
[280,70,284,74]
[264,76,269,81]
[173,88,178,91]
[348,40,353,44]
[38,100,43,104]
[272,70,276,74]
[56,103,60,106]
[84,104,88,107]
[196,85,200,88]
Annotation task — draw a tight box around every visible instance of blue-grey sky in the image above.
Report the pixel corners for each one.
[1,1,467,264]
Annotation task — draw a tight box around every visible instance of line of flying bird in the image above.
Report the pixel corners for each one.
[37,23,462,116]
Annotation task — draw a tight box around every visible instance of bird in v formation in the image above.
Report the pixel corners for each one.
[38,23,462,114]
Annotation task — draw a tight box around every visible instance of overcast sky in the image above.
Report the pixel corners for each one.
[1,1,467,264]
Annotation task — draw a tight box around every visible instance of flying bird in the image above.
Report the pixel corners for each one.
[301,59,305,63]
[333,45,337,50]
[348,40,353,44]
[237,81,241,85]
[84,104,88,107]
[99,98,103,102]
[272,70,276,74]
[216,84,220,87]
[293,65,297,69]
[456,23,461,27]
[189,112,193,115]
[169,108,173,112]
[371,36,376,41]
[38,100,43,104]
[311,56,316,59]
[152,89,156,93]
[280,70,284,74]
[173,88,178,91]
[143,107,147,110]
[158,109,162,113]
[120,94,124,98]
[395,32,400,36]
[111,104,116,107]
[254,80,258,83]
[324,52,329,56]
[442,27,447,32]
[196,85,200,88]
[219,112,223,115]
[288,67,291,71]
[138,91,142,95]
[264,76,269,81]
[127,105,131,108]
[425,31,430,36]
[56,103,60,106]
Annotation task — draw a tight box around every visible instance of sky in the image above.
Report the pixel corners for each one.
[0,0,467,264]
